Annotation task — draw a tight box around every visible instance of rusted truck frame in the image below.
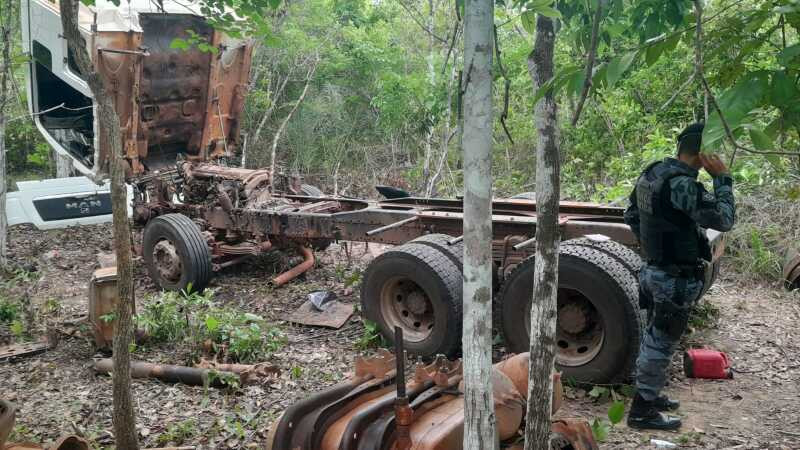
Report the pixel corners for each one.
[23,0,726,385]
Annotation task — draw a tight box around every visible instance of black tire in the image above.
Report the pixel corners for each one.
[409,233,500,293]
[360,242,463,357]
[300,184,324,197]
[563,237,643,277]
[142,213,213,292]
[498,245,641,383]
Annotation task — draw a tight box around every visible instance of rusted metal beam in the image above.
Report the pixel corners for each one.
[366,216,419,236]
[93,359,239,387]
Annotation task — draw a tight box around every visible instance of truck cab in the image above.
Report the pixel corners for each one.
[20,0,253,178]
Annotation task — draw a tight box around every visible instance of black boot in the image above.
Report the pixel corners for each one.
[627,393,682,430]
[653,394,680,411]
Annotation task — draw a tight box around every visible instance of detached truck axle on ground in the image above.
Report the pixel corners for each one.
[21,0,724,384]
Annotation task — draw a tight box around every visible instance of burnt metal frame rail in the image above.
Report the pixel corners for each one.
[197,194,637,249]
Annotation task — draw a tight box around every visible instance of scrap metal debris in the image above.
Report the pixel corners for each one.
[2,397,90,450]
[1,399,14,448]
[0,341,51,363]
[94,359,240,388]
[308,291,337,311]
[88,267,119,350]
[264,351,596,449]
[286,299,354,329]
[195,358,280,385]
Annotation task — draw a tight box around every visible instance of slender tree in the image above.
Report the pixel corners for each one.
[58,1,139,448]
[524,13,560,450]
[0,0,15,269]
[461,0,497,447]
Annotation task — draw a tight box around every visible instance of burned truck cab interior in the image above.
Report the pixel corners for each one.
[22,0,253,176]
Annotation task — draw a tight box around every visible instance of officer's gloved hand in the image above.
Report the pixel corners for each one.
[699,153,729,177]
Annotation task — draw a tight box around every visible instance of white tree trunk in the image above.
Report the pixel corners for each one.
[55,151,73,177]
[462,0,497,447]
[524,14,560,450]
[0,8,13,268]
[269,61,316,194]
[0,113,6,268]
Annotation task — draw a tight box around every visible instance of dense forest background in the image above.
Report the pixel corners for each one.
[4,0,800,283]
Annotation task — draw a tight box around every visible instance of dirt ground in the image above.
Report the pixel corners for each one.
[1,223,799,449]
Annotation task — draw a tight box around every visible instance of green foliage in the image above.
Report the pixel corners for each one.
[9,320,25,338]
[136,289,285,363]
[156,419,197,446]
[590,418,609,442]
[588,387,627,442]
[355,319,384,350]
[689,300,720,330]
[0,298,19,323]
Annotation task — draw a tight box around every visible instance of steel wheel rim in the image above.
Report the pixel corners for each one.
[524,287,605,367]
[379,276,435,342]
[152,238,183,283]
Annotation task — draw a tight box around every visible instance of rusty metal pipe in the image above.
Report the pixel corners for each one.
[512,236,536,250]
[94,359,238,387]
[365,216,418,236]
[394,327,412,450]
[271,246,315,287]
[448,235,463,245]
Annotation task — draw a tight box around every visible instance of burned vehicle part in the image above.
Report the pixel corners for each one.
[264,351,597,450]
[21,0,252,177]
[23,2,727,384]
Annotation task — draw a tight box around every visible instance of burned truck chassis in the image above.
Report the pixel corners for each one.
[132,161,638,289]
[127,160,680,384]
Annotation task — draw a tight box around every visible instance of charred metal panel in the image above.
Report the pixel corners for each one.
[94,30,145,173]
[139,14,213,166]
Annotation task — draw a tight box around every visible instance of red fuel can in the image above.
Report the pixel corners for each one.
[683,349,733,379]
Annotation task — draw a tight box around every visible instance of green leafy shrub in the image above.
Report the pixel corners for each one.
[0,298,19,323]
[355,319,384,350]
[136,288,285,363]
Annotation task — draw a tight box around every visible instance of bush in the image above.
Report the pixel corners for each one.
[136,288,285,363]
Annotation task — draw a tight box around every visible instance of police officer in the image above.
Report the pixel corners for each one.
[623,123,736,430]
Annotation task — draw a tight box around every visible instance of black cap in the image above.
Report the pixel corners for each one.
[677,123,704,155]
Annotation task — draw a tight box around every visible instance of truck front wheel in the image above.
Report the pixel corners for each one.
[142,213,213,292]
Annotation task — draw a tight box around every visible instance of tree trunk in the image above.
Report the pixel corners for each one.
[461,0,496,447]
[524,14,560,450]
[55,151,73,177]
[59,1,139,449]
[0,22,9,269]
[269,61,316,194]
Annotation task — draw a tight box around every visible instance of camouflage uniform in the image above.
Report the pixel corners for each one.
[625,157,735,401]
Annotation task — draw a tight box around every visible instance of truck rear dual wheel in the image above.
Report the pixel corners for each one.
[142,213,213,292]
[360,241,463,357]
[409,233,500,293]
[498,245,642,383]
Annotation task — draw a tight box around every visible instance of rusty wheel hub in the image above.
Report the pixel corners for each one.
[153,240,182,282]
[558,303,588,334]
[380,278,434,342]
[554,289,604,367]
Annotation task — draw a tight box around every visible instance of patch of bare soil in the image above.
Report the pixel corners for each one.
[562,275,800,449]
[1,224,799,449]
